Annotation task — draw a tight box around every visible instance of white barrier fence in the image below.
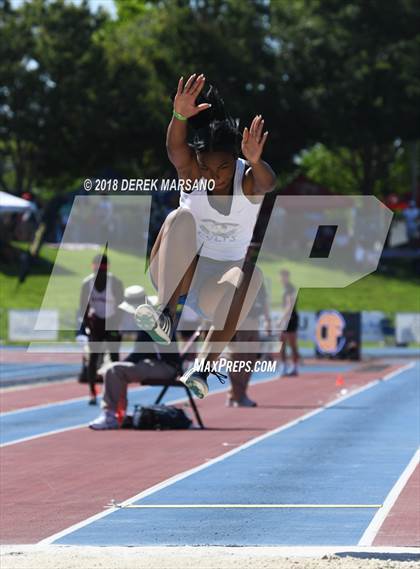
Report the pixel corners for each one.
[269,310,419,345]
[5,309,420,345]
[8,310,58,341]
[396,313,420,344]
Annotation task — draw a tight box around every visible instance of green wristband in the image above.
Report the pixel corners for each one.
[173,109,188,122]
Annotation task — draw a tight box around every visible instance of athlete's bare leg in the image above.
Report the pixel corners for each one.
[197,262,263,364]
[149,208,198,317]
[229,330,258,402]
[288,332,299,370]
[279,331,299,374]
[279,333,287,366]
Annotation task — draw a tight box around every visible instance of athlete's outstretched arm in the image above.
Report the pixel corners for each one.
[242,114,276,195]
[166,73,210,178]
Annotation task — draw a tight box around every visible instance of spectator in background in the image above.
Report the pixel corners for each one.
[78,253,124,405]
[89,290,182,430]
[277,269,300,376]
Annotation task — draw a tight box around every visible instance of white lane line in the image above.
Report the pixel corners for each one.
[1,395,99,416]
[0,386,177,448]
[381,361,415,381]
[107,503,382,509]
[0,372,277,448]
[39,361,415,545]
[0,385,147,417]
[0,377,76,393]
[0,423,93,447]
[0,367,279,418]
[358,447,420,546]
[2,361,415,447]
[2,359,404,418]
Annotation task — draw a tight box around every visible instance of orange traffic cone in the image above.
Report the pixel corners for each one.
[335,374,345,387]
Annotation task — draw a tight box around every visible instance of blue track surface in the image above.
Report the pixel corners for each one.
[0,364,354,445]
[0,363,80,386]
[0,386,157,443]
[53,362,419,546]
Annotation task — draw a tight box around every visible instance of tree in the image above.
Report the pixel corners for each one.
[101,0,285,174]
[295,141,417,198]
[0,0,110,193]
[270,0,420,194]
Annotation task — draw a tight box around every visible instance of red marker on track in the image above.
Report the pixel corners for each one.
[335,374,345,387]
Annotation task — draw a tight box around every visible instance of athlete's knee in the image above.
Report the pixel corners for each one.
[219,263,262,292]
[166,207,196,232]
[218,266,243,288]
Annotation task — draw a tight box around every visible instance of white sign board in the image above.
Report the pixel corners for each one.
[8,310,58,341]
[297,311,316,341]
[361,311,385,342]
[396,313,420,344]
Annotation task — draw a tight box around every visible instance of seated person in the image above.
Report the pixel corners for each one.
[89,330,182,430]
[89,285,182,430]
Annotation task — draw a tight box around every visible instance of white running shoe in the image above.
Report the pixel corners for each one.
[134,303,173,345]
[180,364,227,399]
[89,411,119,430]
[180,367,209,399]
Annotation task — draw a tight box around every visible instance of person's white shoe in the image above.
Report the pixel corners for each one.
[179,367,210,399]
[180,364,227,399]
[134,303,173,344]
[89,411,119,430]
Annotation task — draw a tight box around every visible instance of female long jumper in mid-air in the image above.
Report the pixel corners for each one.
[135,73,276,398]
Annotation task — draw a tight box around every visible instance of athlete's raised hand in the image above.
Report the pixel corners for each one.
[242,115,269,164]
[173,73,211,119]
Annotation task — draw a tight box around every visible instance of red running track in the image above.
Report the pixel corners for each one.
[0,381,87,413]
[0,381,144,413]
[0,358,339,412]
[1,361,417,545]
[374,463,420,547]
[0,350,81,364]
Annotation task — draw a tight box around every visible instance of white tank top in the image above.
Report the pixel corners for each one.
[179,158,262,261]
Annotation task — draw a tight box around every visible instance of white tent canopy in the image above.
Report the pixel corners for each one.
[0,191,37,214]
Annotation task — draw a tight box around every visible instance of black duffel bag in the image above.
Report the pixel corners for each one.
[127,404,192,430]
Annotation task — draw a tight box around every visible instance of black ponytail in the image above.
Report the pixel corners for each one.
[171,81,240,157]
